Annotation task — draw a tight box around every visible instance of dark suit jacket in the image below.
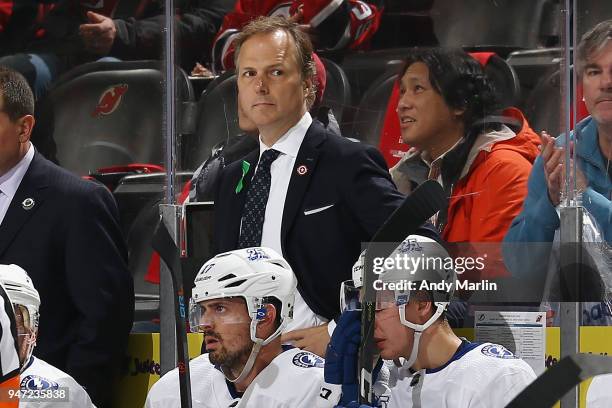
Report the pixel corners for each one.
[0,151,134,407]
[214,120,405,319]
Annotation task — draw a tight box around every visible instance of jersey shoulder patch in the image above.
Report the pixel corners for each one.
[480,344,517,359]
[292,351,325,368]
[20,375,60,390]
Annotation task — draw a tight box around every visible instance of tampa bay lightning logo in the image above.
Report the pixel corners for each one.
[481,344,516,359]
[20,375,59,390]
[292,352,325,368]
[246,248,270,261]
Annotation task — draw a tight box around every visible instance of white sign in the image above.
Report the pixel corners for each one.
[474,311,546,375]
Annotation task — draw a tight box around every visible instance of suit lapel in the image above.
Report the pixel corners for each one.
[281,122,327,250]
[0,152,49,257]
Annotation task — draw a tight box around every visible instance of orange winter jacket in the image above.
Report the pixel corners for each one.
[443,108,540,243]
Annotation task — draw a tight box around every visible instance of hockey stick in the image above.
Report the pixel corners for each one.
[152,219,193,408]
[359,179,446,404]
[506,353,612,408]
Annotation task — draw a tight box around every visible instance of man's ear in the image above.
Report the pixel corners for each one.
[453,107,466,121]
[415,301,434,324]
[17,115,35,143]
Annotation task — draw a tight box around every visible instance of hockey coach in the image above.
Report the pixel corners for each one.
[212,15,406,356]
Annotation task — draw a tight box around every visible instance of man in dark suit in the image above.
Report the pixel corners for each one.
[0,68,133,408]
[213,16,405,357]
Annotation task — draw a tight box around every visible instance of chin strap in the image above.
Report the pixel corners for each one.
[225,340,263,384]
[404,331,422,369]
[224,316,284,384]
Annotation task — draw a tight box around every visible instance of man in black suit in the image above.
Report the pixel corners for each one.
[213,16,405,357]
[0,68,133,408]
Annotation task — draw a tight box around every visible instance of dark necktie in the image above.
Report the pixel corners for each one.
[238,149,281,248]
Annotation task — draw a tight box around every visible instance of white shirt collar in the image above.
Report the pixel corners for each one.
[0,143,34,199]
[258,112,312,159]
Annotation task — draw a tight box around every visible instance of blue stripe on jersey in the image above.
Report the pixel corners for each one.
[425,339,481,374]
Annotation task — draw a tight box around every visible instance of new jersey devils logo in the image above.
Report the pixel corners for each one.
[92,84,128,117]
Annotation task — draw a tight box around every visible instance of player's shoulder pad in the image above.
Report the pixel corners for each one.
[20,375,60,390]
[292,351,325,369]
[480,343,517,359]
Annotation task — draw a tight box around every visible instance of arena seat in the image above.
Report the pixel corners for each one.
[523,67,588,136]
[318,57,351,125]
[430,0,554,56]
[183,70,239,171]
[33,60,194,175]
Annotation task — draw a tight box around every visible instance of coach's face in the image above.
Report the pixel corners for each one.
[200,298,253,375]
[0,95,31,177]
[582,41,612,128]
[236,30,310,144]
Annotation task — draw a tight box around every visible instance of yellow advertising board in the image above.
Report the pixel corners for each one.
[112,328,611,408]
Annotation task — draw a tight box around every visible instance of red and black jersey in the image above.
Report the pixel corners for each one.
[211,0,381,72]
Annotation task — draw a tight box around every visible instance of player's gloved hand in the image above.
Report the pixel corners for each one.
[325,310,360,379]
[325,310,361,402]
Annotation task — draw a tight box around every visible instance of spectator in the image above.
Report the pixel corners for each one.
[389,48,540,277]
[211,0,382,73]
[504,20,612,278]
[0,67,133,408]
[213,16,407,357]
[0,264,95,407]
[145,247,342,407]
[504,20,612,316]
[326,234,537,407]
[0,0,233,99]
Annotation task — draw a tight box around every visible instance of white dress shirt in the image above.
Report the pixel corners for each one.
[0,143,34,225]
[249,112,328,331]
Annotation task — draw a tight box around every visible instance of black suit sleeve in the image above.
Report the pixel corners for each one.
[341,143,405,237]
[63,184,134,407]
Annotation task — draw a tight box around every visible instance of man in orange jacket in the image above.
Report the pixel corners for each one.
[389,48,540,281]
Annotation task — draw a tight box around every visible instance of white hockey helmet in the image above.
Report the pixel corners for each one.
[376,235,455,367]
[190,247,296,344]
[0,264,40,331]
[376,235,455,331]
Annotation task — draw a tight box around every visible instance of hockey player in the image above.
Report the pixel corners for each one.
[326,235,537,407]
[0,264,95,407]
[211,0,381,73]
[145,247,342,407]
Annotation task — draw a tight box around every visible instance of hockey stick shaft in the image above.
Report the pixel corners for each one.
[359,180,446,404]
[506,354,612,407]
[153,219,193,408]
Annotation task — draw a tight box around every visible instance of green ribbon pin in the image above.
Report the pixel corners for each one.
[235,160,250,194]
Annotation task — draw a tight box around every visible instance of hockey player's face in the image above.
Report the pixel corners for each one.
[582,41,612,127]
[236,30,310,141]
[14,305,36,365]
[374,305,415,360]
[199,299,253,371]
[397,62,463,151]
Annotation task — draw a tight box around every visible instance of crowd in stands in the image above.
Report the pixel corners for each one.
[0,0,611,406]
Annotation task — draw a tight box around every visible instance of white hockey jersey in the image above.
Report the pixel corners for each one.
[145,347,341,408]
[19,356,96,408]
[587,373,612,408]
[385,342,536,408]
